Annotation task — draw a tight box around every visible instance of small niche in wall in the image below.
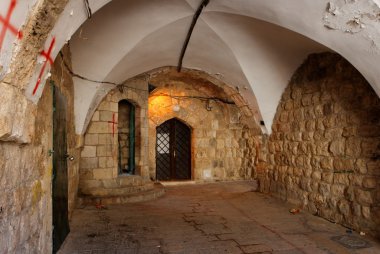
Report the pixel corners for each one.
[118,100,138,175]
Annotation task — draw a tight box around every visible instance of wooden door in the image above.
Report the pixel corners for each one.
[156,119,191,180]
[52,85,70,253]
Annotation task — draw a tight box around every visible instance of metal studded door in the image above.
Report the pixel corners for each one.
[52,84,70,253]
[156,119,191,180]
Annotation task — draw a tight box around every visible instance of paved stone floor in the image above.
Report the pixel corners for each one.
[59,181,380,254]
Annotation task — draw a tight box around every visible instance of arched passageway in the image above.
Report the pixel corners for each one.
[0,0,379,253]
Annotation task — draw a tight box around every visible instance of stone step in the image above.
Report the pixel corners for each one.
[77,183,165,206]
[83,181,155,197]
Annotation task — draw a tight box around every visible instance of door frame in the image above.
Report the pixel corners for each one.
[52,82,70,253]
[155,118,193,181]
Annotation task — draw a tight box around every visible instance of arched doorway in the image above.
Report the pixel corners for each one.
[156,118,191,181]
[118,100,136,175]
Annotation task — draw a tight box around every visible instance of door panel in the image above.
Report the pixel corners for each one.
[156,119,191,181]
[174,120,191,179]
[52,85,70,253]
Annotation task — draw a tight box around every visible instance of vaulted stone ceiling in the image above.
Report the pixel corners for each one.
[69,0,328,134]
[2,0,380,134]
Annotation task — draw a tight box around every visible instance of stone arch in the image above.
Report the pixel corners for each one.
[148,72,258,181]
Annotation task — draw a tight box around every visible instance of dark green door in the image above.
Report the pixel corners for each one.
[52,85,70,253]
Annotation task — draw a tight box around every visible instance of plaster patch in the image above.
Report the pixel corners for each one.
[324,0,380,52]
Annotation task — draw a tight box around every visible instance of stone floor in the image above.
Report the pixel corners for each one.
[58,181,380,254]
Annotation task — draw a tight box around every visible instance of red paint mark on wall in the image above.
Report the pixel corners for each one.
[33,37,56,96]
[0,0,23,50]
[108,113,118,137]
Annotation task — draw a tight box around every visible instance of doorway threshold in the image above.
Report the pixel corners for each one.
[159,180,196,186]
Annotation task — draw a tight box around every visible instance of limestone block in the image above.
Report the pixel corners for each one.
[355,189,374,207]
[93,168,113,180]
[333,158,354,171]
[87,122,109,134]
[110,102,118,112]
[337,200,350,217]
[345,137,361,157]
[216,139,225,149]
[362,206,371,219]
[92,111,100,121]
[329,140,345,156]
[331,184,346,196]
[333,174,349,185]
[98,101,110,111]
[312,171,322,180]
[85,134,99,145]
[320,157,333,170]
[316,141,330,156]
[211,120,219,130]
[98,134,112,145]
[99,157,114,168]
[97,145,113,157]
[99,111,114,122]
[80,157,98,169]
[363,177,377,189]
[0,83,35,143]
[102,179,119,189]
[322,173,333,183]
[319,182,331,196]
[81,146,96,158]
[351,175,363,187]
[355,159,367,174]
[80,179,102,190]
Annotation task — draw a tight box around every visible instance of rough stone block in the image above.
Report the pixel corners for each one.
[329,140,345,156]
[0,83,35,143]
[333,174,349,185]
[363,177,377,189]
[355,189,373,206]
[331,184,345,196]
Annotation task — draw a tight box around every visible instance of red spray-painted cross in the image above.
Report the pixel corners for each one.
[0,0,23,50]
[33,37,55,96]
[108,113,118,137]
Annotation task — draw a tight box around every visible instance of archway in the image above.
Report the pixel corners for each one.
[117,99,137,175]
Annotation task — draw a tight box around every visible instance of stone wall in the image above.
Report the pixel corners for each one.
[79,80,149,197]
[148,80,257,181]
[0,45,79,253]
[262,53,380,238]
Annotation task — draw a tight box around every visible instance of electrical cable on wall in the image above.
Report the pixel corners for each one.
[58,51,235,106]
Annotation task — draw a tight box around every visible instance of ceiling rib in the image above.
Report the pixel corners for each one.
[177,0,210,72]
